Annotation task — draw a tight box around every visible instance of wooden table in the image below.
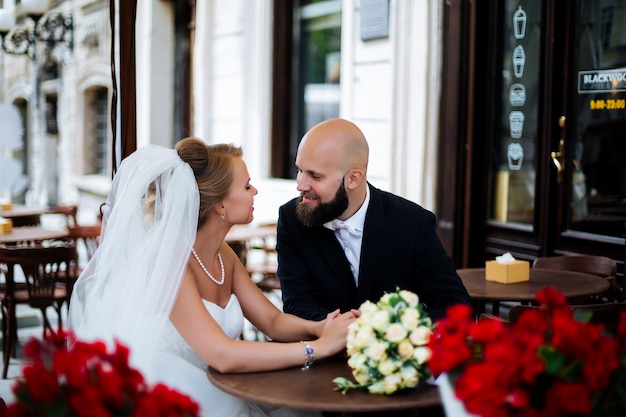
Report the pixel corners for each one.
[458,268,611,316]
[0,205,46,227]
[226,224,277,243]
[225,224,277,264]
[208,355,442,416]
[0,227,69,244]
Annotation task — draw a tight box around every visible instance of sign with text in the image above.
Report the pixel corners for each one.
[578,68,626,93]
[360,0,389,41]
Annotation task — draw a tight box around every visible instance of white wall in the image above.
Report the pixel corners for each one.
[193,0,273,181]
[340,0,442,211]
[136,0,175,149]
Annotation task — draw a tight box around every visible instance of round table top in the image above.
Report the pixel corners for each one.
[208,355,441,413]
[0,227,69,244]
[225,224,276,243]
[458,267,610,302]
[0,205,47,218]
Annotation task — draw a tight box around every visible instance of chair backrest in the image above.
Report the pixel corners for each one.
[532,255,616,278]
[0,243,78,308]
[508,302,626,334]
[47,205,79,227]
[533,255,618,301]
[66,224,101,264]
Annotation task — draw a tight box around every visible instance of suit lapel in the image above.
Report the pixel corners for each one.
[357,185,388,301]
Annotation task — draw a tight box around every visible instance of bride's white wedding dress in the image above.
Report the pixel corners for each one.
[152,294,320,417]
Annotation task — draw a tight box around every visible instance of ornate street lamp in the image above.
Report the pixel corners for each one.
[0,1,74,208]
[0,0,73,60]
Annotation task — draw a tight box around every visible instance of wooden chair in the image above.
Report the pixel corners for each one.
[508,301,626,334]
[239,224,279,341]
[66,223,102,269]
[0,243,78,378]
[532,255,618,302]
[244,223,280,294]
[46,204,79,227]
[50,224,101,306]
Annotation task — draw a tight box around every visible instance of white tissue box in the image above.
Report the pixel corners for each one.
[485,260,529,283]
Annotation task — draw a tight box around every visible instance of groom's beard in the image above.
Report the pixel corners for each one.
[296,180,350,228]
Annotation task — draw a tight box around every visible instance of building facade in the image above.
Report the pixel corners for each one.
[2,0,624,275]
[1,0,444,228]
[0,0,111,221]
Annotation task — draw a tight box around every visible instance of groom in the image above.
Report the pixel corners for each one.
[276,118,471,322]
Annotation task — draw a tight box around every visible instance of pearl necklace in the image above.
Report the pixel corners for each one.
[191,248,225,285]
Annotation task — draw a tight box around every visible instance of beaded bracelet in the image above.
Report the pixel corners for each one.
[300,341,315,370]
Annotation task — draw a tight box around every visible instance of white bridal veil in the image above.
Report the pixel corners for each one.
[68,145,199,380]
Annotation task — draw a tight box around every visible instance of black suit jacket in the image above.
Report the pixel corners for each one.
[277,184,472,322]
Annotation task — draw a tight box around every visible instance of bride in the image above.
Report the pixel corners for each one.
[68,137,357,417]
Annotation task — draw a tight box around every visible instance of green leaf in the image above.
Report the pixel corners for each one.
[538,346,566,375]
[333,377,365,394]
[559,360,583,380]
[389,295,403,309]
[573,309,592,324]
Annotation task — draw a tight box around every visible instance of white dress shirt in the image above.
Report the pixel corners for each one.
[324,187,370,285]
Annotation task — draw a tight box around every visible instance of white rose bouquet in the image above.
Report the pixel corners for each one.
[333,288,434,395]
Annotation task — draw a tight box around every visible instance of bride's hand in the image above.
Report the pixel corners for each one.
[316,309,358,357]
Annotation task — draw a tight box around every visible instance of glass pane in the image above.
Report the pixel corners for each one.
[571,0,626,238]
[84,87,109,176]
[489,1,541,225]
[297,0,341,138]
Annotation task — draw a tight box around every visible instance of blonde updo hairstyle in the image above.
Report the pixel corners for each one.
[175,137,243,228]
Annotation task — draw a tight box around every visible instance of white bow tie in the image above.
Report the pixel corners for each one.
[325,219,361,238]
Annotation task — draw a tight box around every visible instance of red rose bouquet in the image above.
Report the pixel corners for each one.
[428,287,626,417]
[4,329,199,417]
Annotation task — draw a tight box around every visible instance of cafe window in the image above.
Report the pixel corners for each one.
[271,0,342,179]
[83,86,109,176]
[570,0,626,239]
[13,99,28,171]
[45,95,58,135]
[10,99,28,204]
[41,58,60,82]
[488,1,540,226]
[599,5,614,49]
[298,0,342,133]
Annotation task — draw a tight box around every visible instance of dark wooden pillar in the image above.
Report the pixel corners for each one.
[110,0,137,175]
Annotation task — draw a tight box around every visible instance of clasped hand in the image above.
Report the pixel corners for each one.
[318,309,360,355]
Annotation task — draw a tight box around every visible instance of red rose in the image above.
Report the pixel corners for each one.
[617,311,626,354]
[547,381,592,414]
[583,337,619,391]
[427,304,475,376]
[4,401,28,417]
[470,317,506,343]
[427,331,473,376]
[456,363,510,417]
[93,364,127,407]
[67,384,117,417]
[21,364,59,404]
[133,384,200,417]
[535,286,568,309]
